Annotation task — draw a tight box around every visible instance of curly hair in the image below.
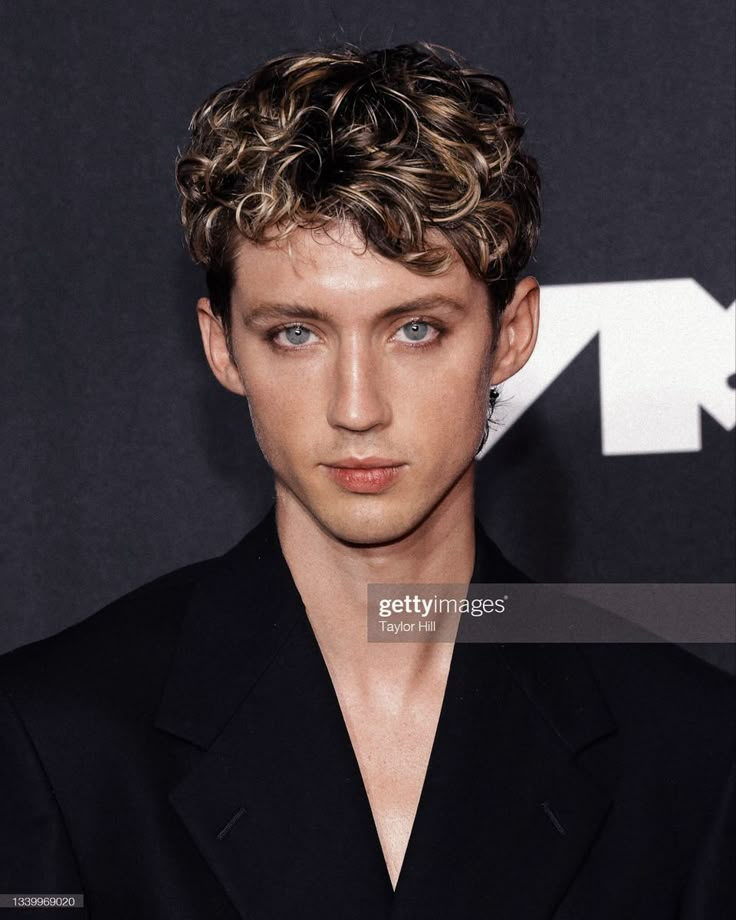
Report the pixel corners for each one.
[175,42,540,339]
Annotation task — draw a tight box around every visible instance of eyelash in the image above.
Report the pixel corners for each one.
[267,317,446,351]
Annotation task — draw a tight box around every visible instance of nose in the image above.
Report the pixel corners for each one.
[326,333,392,433]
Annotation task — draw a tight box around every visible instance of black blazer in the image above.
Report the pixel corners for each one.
[1,508,734,919]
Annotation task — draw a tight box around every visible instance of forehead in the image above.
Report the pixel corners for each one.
[229,223,484,311]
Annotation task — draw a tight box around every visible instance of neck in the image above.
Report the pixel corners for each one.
[274,468,477,692]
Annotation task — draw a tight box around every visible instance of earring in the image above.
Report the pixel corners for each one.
[475,387,500,456]
[488,387,500,415]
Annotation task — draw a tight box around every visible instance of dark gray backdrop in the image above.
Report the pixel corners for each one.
[2,1,734,667]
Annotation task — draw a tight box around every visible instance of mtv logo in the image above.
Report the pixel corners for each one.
[480,279,735,457]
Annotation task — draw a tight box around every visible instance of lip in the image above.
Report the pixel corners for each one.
[327,457,403,469]
[323,458,407,494]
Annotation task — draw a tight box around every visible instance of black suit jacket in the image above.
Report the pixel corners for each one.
[1,508,734,919]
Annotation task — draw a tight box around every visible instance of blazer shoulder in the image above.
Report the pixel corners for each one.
[580,639,735,708]
[578,640,735,777]
[0,554,218,708]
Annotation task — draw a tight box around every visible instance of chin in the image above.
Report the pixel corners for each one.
[312,494,434,548]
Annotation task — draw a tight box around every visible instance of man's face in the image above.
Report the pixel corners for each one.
[214,224,497,545]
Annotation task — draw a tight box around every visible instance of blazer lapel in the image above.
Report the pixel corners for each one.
[155,509,393,919]
[390,521,619,919]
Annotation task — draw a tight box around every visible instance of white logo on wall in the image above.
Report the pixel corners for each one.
[481,278,735,457]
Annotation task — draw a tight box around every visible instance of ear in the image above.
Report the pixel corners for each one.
[196,297,247,396]
[490,276,540,384]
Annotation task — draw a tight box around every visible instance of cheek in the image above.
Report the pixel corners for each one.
[241,366,322,463]
[400,348,490,439]
[247,390,303,447]
[431,383,487,459]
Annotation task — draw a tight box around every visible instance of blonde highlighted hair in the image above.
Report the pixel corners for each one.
[176,43,540,332]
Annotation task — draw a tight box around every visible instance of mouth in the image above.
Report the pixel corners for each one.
[322,458,407,494]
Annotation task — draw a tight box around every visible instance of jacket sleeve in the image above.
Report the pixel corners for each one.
[0,685,89,918]
[680,757,736,919]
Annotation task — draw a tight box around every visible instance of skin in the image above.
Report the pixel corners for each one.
[197,221,540,887]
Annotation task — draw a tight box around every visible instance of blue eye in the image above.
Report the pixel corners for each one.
[400,320,430,342]
[276,324,314,346]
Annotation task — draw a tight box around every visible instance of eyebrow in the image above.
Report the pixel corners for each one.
[240,295,468,327]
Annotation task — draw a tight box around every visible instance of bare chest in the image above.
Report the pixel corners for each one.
[339,694,447,890]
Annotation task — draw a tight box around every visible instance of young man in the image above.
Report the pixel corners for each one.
[1,44,733,919]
